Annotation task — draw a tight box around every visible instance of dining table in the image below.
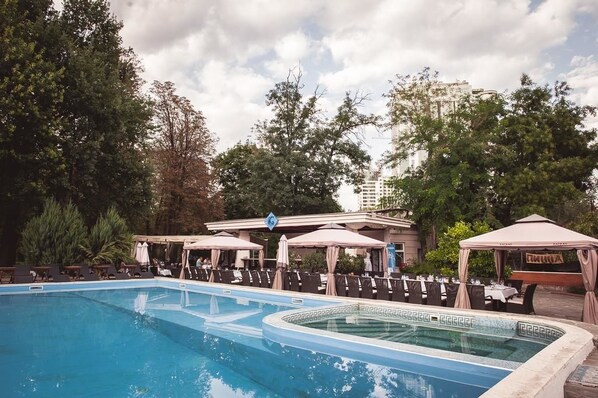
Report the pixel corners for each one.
[32,266,51,282]
[92,264,111,280]
[63,265,82,280]
[484,285,518,311]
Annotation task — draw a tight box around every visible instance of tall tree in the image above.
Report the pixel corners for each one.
[214,142,265,220]
[0,0,64,263]
[0,0,153,263]
[54,0,153,226]
[216,71,378,218]
[493,75,597,224]
[383,70,597,246]
[150,81,222,234]
[383,69,503,246]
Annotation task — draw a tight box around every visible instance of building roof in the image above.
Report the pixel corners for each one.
[133,235,210,244]
[205,211,414,233]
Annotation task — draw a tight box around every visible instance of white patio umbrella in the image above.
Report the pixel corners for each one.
[138,242,150,266]
[287,224,387,296]
[272,235,288,290]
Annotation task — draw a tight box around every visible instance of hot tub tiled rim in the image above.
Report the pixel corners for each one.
[0,277,594,398]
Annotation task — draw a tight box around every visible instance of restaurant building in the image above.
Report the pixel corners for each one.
[205,210,421,271]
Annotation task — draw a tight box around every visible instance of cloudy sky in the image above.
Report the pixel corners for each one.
[104,0,597,210]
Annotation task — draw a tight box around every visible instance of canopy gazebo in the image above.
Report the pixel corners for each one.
[287,223,387,296]
[456,214,598,324]
[180,232,264,281]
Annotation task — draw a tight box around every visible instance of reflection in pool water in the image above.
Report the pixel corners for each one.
[0,288,488,397]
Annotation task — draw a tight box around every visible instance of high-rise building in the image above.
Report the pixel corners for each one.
[358,170,394,210]
[391,80,496,177]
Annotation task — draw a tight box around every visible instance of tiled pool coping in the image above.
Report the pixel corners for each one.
[1,278,594,398]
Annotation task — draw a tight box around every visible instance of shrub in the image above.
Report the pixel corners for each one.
[19,199,87,265]
[425,221,495,278]
[336,252,365,275]
[300,251,327,273]
[82,207,133,265]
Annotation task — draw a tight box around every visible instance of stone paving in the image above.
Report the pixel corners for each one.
[532,285,585,321]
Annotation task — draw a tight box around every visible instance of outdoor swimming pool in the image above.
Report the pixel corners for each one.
[0,279,593,397]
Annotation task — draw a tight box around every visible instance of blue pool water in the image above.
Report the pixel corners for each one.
[1,287,493,397]
[296,313,548,363]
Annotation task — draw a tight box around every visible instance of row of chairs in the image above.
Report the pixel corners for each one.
[7,264,153,283]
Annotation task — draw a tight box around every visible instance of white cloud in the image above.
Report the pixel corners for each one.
[98,0,598,208]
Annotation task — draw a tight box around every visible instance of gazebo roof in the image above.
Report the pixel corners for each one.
[183,232,263,251]
[460,214,598,251]
[287,223,387,249]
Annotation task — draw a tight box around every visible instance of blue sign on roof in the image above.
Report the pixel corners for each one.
[264,212,279,231]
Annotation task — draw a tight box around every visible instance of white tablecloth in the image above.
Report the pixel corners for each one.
[484,286,518,302]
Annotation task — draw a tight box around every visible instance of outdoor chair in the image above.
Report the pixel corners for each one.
[405,273,416,280]
[424,281,443,306]
[13,265,33,283]
[466,284,492,310]
[221,270,235,284]
[212,270,223,283]
[406,280,426,305]
[129,264,154,279]
[389,278,407,302]
[347,275,360,298]
[49,265,70,282]
[250,270,260,287]
[259,270,271,288]
[334,274,348,296]
[302,274,324,294]
[267,270,275,284]
[390,272,401,278]
[80,264,99,281]
[240,270,251,286]
[106,265,129,280]
[359,276,376,299]
[374,277,390,300]
[184,268,192,280]
[199,268,209,281]
[507,284,537,314]
[190,267,200,280]
[445,283,459,307]
[289,271,301,291]
[505,279,524,297]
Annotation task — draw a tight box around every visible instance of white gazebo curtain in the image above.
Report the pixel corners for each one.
[325,246,340,296]
[207,249,221,282]
[454,249,471,309]
[578,249,598,324]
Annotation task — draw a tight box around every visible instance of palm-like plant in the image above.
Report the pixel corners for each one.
[83,208,133,265]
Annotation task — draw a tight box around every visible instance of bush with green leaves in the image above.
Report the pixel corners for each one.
[300,251,327,273]
[425,221,496,278]
[336,252,365,275]
[19,199,87,265]
[82,207,133,265]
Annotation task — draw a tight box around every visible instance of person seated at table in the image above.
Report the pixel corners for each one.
[196,257,204,267]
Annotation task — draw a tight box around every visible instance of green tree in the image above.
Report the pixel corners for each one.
[150,81,223,234]
[383,69,597,246]
[82,207,132,265]
[383,69,503,246]
[0,0,64,264]
[493,75,598,225]
[19,199,87,265]
[214,142,265,219]
[425,221,494,277]
[216,71,378,217]
[54,0,153,226]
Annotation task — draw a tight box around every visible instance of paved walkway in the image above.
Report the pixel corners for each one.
[533,286,585,321]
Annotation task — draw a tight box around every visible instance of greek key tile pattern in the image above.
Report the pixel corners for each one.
[282,304,357,323]
[517,321,564,342]
[438,314,474,328]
